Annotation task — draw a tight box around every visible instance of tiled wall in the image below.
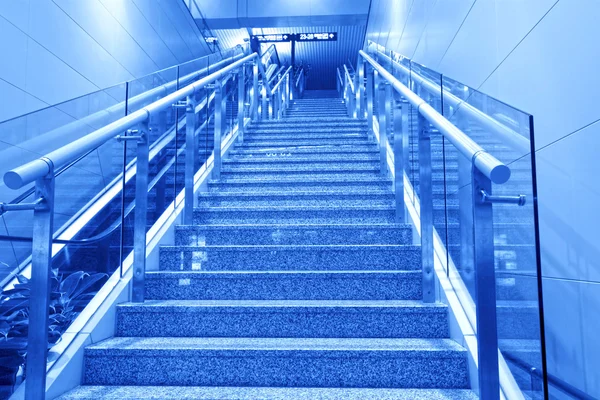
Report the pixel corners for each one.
[365,0,599,397]
[0,0,211,122]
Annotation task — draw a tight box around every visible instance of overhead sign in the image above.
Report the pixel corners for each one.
[251,33,338,43]
[251,34,292,43]
[296,32,337,42]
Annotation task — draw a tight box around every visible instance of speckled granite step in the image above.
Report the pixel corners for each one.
[116,300,448,338]
[192,205,397,224]
[207,176,392,192]
[83,337,469,388]
[221,163,380,174]
[159,244,420,271]
[57,386,478,400]
[197,191,394,207]
[240,139,371,147]
[224,154,380,163]
[250,117,360,125]
[244,132,367,141]
[228,144,378,156]
[145,270,422,301]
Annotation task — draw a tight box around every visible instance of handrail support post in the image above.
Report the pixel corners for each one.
[213,80,224,179]
[252,60,259,121]
[237,67,245,142]
[418,113,435,303]
[25,163,55,400]
[132,120,150,303]
[472,168,500,399]
[377,81,389,176]
[366,66,374,141]
[393,96,407,223]
[184,96,197,225]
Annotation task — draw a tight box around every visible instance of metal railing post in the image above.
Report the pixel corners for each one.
[472,168,500,399]
[273,89,279,120]
[262,89,268,120]
[366,65,374,141]
[377,81,388,175]
[252,61,259,121]
[25,165,55,400]
[184,96,197,225]
[213,80,223,179]
[237,67,245,142]
[393,96,407,223]
[457,110,475,283]
[357,57,365,118]
[418,113,435,303]
[132,120,150,303]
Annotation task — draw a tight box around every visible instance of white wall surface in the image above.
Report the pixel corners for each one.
[365,0,600,397]
[0,0,211,122]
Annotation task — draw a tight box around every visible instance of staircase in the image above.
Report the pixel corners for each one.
[60,91,476,399]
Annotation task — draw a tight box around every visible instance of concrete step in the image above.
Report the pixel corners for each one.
[145,270,423,301]
[58,386,478,400]
[115,299,449,338]
[246,126,365,134]
[83,337,469,388]
[159,244,421,271]
[174,223,413,246]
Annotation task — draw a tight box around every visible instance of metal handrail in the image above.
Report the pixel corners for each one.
[295,68,304,87]
[337,68,343,89]
[374,49,530,154]
[4,52,258,190]
[359,50,509,184]
[271,66,293,95]
[343,64,355,94]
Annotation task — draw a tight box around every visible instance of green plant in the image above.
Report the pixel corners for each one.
[0,269,107,397]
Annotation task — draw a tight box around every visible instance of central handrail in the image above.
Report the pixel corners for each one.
[271,66,293,95]
[343,64,355,94]
[359,50,509,184]
[4,52,259,190]
[295,68,304,88]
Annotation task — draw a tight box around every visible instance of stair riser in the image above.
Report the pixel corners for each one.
[175,225,412,246]
[239,139,371,147]
[145,272,423,301]
[245,134,367,141]
[228,147,378,156]
[116,307,448,338]
[159,246,421,271]
[220,170,381,179]
[208,181,392,192]
[84,351,469,388]
[224,155,380,164]
[222,162,379,171]
[193,208,396,224]
[198,199,394,208]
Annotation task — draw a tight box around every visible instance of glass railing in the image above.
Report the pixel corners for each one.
[344,41,548,399]
[0,45,249,398]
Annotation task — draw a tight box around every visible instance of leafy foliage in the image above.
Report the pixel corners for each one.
[0,269,107,392]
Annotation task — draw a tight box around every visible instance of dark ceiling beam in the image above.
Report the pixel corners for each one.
[198,14,368,29]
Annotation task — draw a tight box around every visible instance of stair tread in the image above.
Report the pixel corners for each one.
[117,299,446,311]
[58,386,477,399]
[86,336,466,354]
[176,223,411,229]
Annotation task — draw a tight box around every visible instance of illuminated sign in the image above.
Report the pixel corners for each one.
[251,33,338,43]
[251,34,292,43]
[296,32,337,42]
[205,37,218,43]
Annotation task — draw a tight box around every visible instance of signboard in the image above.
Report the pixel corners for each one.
[205,37,218,43]
[296,32,337,42]
[251,33,338,43]
[251,34,292,43]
